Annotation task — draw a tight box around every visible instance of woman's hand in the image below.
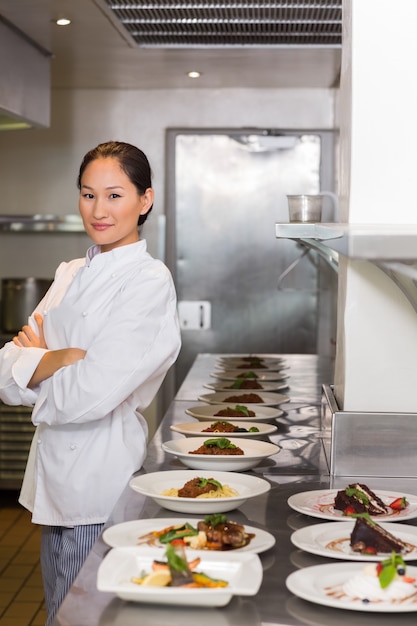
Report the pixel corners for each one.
[13,313,48,349]
[28,348,87,388]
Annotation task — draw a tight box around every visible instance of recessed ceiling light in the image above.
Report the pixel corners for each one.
[56,18,71,26]
[187,71,201,79]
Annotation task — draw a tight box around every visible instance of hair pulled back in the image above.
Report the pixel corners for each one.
[77,141,153,226]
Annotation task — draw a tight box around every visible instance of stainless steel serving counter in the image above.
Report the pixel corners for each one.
[52,354,417,626]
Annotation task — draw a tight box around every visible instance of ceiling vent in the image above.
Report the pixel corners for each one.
[97,0,342,48]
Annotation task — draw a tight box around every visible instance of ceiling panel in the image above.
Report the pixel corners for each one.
[0,0,342,89]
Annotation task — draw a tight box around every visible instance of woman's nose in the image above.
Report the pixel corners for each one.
[92,198,109,218]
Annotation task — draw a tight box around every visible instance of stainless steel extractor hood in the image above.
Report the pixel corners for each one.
[0,15,51,130]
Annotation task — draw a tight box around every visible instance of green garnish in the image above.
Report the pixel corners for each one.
[232,378,245,389]
[348,512,376,525]
[239,371,258,379]
[197,477,223,489]
[203,437,237,449]
[249,426,260,432]
[204,513,227,526]
[345,486,370,505]
[159,523,198,544]
[378,552,407,589]
[235,405,250,416]
[165,543,189,573]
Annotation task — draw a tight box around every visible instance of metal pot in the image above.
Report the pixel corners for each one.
[1,278,52,333]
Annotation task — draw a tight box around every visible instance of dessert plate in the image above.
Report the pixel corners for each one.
[161,437,280,471]
[98,546,262,606]
[185,404,284,423]
[290,521,417,561]
[287,489,417,522]
[198,391,289,407]
[170,421,278,439]
[286,562,417,612]
[102,518,276,554]
[129,469,271,514]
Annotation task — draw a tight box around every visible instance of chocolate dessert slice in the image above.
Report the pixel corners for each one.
[334,483,388,515]
[350,515,408,554]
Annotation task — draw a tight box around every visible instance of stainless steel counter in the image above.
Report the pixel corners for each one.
[52,354,417,626]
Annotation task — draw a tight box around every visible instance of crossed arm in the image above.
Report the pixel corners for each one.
[13,313,86,388]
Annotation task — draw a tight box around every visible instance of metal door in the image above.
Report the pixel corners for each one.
[165,130,337,389]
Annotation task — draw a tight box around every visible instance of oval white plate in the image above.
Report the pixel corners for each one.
[129,470,271,514]
[287,489,417,522]
[102,518,276,554]
[185,403,284,423]
[198,391,289,407]
[210,369,289,382]
[204,381,289,393]
[170,421,278,439]
[162,437,280,471]
[98,545,263,606]
[286,562,417,612]
[290,521,417,561]
[215,363,288,373]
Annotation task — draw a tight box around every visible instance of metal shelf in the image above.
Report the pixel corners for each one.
[0,214,84,233]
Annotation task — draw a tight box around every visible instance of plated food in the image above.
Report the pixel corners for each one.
[129,470,271,514]
[204,380,289,393]
[217,356,286,370]
[97,545,263,606]
[162,437,280,471]
[185,403,284,423]
[210,369,289,382]
[290,520,417,561]
[102,516,276,554]
[286,558,417,612]
[287,488,417,522]
[170,420,278,439]
[198,391,289,407]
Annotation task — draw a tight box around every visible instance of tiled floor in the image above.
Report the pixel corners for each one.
[0,490,46,626]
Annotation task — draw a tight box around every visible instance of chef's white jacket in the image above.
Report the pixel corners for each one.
[0,240,181,525]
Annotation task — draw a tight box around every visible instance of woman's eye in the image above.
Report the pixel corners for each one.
[109,193,121,199]
[82,193,94,199]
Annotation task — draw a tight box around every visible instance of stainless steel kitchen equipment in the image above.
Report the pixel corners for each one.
[166,129,338,390]
[1,277,52,332]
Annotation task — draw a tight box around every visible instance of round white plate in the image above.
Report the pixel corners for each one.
[129,469,271,514]
[204,381,289,393]
[210,370,289,382]
[217,354,285,365]
[170,421,277,439]
[286,562,417,612]
[161,437,280,471]
[198,391,289,407]
[214,363,288,373]
[185,404,284,423]
[287,489,417,522]
[102,518,276,554]
[290,521,417,561]
[98,546,262,606]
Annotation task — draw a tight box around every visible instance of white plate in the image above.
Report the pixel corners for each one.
[185,404,284,423]
[214,363,288,373]
[129,469,271,514]
[286,562,417,612]
[161,437,280,471]
[97,545,263,606]
[204,381,289,393]
[102,518,276,554]
[198,391,289,407]
[287,489,417,522]
[210,369,289,382]
[290,521,417,561]
[217,356,285,366]
[170,421,278,439]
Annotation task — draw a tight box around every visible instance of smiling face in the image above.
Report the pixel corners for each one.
[78,157,154,252]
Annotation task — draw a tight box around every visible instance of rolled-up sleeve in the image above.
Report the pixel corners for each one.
[0,343,48,406]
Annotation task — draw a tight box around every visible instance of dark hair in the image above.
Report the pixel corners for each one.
[77,141,153,226]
